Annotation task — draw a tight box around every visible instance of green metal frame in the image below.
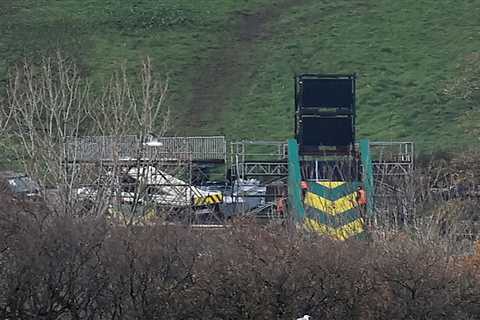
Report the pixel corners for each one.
[359,139,374,216]
[287,139,304,221]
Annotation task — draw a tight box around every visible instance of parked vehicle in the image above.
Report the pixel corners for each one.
[0,171,41,198]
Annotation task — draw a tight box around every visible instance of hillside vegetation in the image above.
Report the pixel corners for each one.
[1,0,479,151]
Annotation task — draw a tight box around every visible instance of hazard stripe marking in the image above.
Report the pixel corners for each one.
[317,181,346,189]
[304,191,358,215]
[304,217,365,241]
[193,193,223,206]
[304,206,361,228]
[308,181,362,201]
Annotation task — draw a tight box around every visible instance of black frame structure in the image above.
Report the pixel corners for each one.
[294,74,356,154]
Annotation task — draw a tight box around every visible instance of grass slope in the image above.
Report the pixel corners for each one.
[1,0,479,151]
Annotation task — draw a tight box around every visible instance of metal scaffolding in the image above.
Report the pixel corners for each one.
[64,136,415,224]
[64,135,227,224]
[66,135,227,163]
[370,141,414,177]
[368,141,416,227]
[229,141,289,219]
[230,141,288,180]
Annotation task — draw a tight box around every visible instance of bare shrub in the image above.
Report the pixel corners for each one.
[4,53,170,223]
[0,193,107,320]
[96,225,200,320]
[1,204,480,320]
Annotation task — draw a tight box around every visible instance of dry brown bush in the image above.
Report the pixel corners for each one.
[1,197,479,320]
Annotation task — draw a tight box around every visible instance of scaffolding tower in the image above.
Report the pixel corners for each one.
[369,141,415,227]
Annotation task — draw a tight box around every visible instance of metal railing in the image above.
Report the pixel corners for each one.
[230,141,288,179]
[369,141,414,163]
[369,141,414,177]
[66,136,227,162]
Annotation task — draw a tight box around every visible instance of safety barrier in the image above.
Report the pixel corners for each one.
[287,138,374,240]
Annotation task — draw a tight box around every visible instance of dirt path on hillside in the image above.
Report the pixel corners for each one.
[187,0,305,131]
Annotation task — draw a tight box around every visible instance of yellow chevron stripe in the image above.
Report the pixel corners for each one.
[304,192,357,215]
[317,181,346,189]
[304,217,365,241]
[193,193,223,206]
[194,197,206,206]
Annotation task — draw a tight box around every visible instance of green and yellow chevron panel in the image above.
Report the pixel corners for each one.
[193,192,223,206]
[303,181,365,240]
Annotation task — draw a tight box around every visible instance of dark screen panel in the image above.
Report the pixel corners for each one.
[300,117,353,146]
[301,78,353,108]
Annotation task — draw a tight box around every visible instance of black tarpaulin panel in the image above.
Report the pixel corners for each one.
[300,117,353,146]
[301,78,353,108]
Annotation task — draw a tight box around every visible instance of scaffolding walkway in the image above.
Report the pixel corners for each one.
[65,135,227,163]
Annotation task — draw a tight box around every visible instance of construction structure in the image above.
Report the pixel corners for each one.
[368,141,415,227]
[65,75,414,235]
[283,74,371,239]
[229,141,288,218]
[66,135,226,223]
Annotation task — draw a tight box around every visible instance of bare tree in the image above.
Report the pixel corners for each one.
[86,57,172,225]
[91,57,169,139]
[6,53,91,216]
[5,53,170,221]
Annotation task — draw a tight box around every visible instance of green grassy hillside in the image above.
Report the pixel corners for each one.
[1,0,479,151]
